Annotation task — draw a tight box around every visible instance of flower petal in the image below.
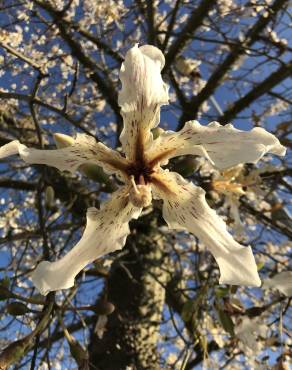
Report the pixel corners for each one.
[118,44,169,161]
[146,120,286,169]
[262,271,292,297]
[0,134,129,178]
[235,317,267,352]
[226,195,245,237]
[31,187,142,295]
[151,170,261,286]
[0,140,20,157]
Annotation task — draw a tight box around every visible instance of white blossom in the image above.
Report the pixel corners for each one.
[0,45,286,295]
[263,271,292,297]
[235,316,268,355]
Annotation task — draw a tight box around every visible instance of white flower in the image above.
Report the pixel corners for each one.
[175,56,201,76]
[0,44,286,295]
[211,164,257,237]
[235,316,268,355]
[263,271,292,297]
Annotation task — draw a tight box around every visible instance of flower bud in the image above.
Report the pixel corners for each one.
[53,133,74,149]
[93,301,115,316]
[173,156,199,177]
[80,164,118,192]
[7,302,30,316]
[45,186,55,208]
[152,127,164,140]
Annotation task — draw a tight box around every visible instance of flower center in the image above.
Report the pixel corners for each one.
[126,160,154,183]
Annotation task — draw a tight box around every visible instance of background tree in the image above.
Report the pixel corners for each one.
[0,0,291,369]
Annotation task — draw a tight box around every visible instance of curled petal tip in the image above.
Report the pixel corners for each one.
[139,44,165,69]
[273,143,286,156]
[146,120,287,170]
[31,188,141,294]
[53,133,75,148]
[118,44,169,160]
[31,261,75,296]
[252,127,286,157]
[0,140,21,159]
[151,170,262,287]
[219,268,262,287]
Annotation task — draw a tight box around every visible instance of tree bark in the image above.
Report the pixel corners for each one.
[89,214,169,370]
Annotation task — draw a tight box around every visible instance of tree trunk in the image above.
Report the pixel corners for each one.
[89,215,169,370]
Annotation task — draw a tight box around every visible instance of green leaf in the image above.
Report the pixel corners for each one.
[215,287,229,298]
[181,300,196,322]
[0,286,13,301]
[230,285,238,294]
[217,309,234,336]
[7,302,30,316]
[256,261,265,271]
[0,277,10,289]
